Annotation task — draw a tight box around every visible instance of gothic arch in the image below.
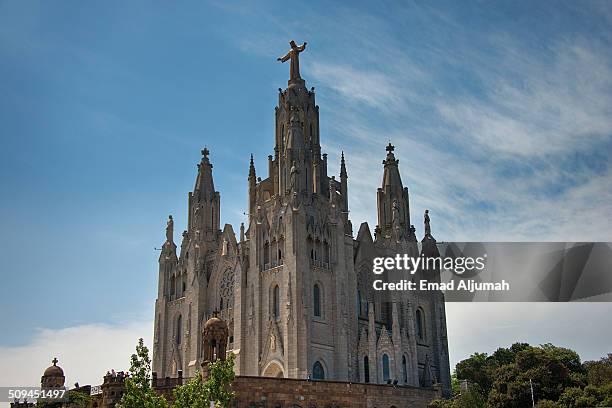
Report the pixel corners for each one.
[312,361,325,380]
[262,360,284,378]
[377,327,395,383]
[401,354,409,384]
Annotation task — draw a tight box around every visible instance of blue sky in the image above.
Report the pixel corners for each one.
[1,0,612,387]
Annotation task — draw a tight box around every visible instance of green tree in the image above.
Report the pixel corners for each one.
[450,371,460,397]
[204,353,235,407]
[173,353,236,408]
[583,354,612,387]
[66,389,93,407]
[428,384,486,408]
[173,373,208,407]
[455,352,494,394]
[534,399,560,408]
[116,338,168,408]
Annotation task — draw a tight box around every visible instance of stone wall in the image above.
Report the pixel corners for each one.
[229,376,441,408]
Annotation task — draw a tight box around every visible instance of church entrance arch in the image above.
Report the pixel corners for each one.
[262,360,285,378]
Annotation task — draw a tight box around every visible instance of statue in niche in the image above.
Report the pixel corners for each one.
[270,333,276,352]
[392,200,401,242]
[285,108,303,149]
[289,161,299,192]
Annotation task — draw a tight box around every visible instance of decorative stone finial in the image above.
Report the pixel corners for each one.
[52,357,58,366]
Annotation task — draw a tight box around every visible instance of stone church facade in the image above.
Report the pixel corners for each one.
[152,43,451,398]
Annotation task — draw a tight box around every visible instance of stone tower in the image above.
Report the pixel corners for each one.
[233,44,356,381]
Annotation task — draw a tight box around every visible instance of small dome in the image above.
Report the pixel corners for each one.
[43,358,64,377]
[204,315,228,331]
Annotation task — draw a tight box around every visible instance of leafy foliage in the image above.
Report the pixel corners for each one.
[431,343,612,407]
[173,373,209,407]
[428,384,486,408]
[116,338,168,408]
[173,353,236,408]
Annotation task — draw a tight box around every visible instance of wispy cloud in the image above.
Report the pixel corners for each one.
[296,6,612,242]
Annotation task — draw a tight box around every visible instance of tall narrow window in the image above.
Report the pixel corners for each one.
[273,285,280,319]
[416,308,424,340]
[402,355,408,383]
[313,284,321,317]
[364,356,370,383]
[384,302,393,330]
[323,241,329,263]
[264,241,270,267]
[312,361,325,380]
[356,290,362,318]
[176,315,182,345]
[382,354,390,382]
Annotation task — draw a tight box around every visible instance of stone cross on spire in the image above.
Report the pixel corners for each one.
[52,357,58,366]
[277,40,307,82]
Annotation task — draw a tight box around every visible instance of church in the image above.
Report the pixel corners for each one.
[152,41,451,399]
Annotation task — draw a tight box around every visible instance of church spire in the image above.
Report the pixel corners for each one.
[248,154,256,180]
[248,154,257,218]
[189,148,220,240]
[194,148,215,201]
[376,143,412,242]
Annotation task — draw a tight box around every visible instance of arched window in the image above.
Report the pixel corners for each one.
[416,308,425,339]
[272,285,280,319]
[313,284,321,317]
[278,235,285,265]
[312,361,325,380]
[402,355,408,383]
[323,241,329,263]
[264,241,270,267]
[219,298,224,310]
[364,356,370,383]
[182,280,186,296]
[176,315,182,345]
[382,354,390,382]
[170,276,176,298]
[308,237,314,261]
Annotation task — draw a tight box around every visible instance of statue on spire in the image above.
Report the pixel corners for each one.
[424,209,431,237]
[277,40,307,81]
[166,215,174,243]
